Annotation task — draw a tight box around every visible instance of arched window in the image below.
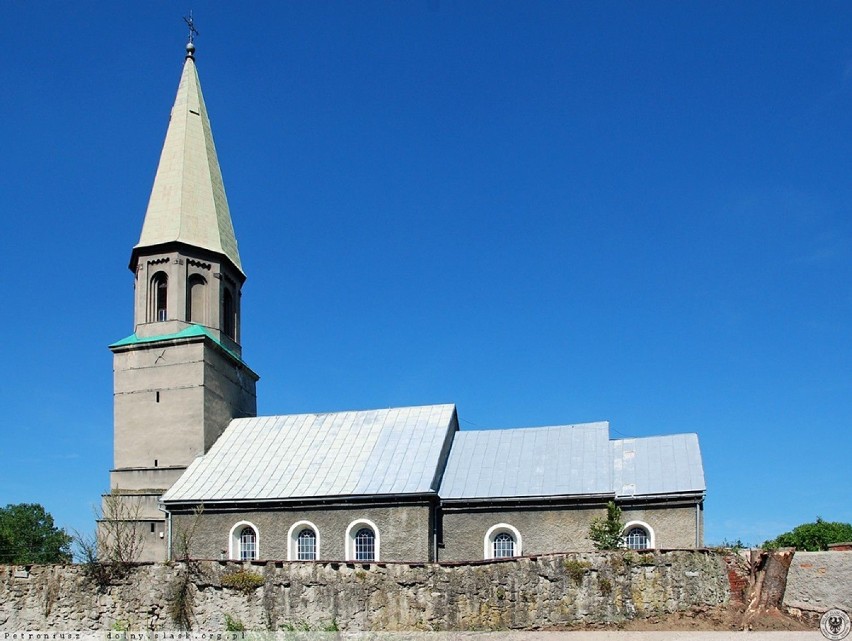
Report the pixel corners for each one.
[345,519,380,562]
[622,521,655,550]
[493,532,515,558]
[228,521,259,560]
[151,272,168,322]
[625,527,649,550]
[287,520,321,561]
[239,527,257,560]
[297,529,317,560]
[222,288,235,339]
[484,523,522,559]
[187,274,207,324]
[354,528,375,561]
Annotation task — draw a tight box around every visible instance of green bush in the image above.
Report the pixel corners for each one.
[762,518,852,551]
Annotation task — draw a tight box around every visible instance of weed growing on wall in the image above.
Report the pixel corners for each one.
[221,568,265,593]
[224,614,246,631]
[563,559,592,585]
[279,620,339,632]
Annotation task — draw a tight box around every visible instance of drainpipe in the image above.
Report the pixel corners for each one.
[159,503,172,561]
[695,503,700,548]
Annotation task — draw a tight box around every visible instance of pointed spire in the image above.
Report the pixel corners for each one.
[133,42,243,275]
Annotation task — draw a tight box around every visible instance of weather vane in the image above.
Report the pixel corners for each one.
[183,11,199,44]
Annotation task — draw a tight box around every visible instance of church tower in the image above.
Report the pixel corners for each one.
[107,39,258,561]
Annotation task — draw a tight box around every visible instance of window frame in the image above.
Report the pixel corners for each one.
[483,523,522,560]
[151,271,168,323]
[622,521,655,550]
[187,273,207,325]
[344,518,380,562]
[286,520,321,561]
[222,287,236,339]
[228,521,260,561]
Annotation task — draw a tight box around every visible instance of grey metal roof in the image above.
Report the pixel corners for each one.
[162,404,457,503]
[611,433,705,497]
[439,422,614,499]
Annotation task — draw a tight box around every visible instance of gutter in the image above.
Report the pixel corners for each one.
[162,492,438,512]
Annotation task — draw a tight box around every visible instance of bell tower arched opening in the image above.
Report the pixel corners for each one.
[150,272,168,322]
[222,287,236,340]
[187,274,207,325]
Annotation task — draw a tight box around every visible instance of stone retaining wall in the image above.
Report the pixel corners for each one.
[783,551,852,614]
[0,551,730,631]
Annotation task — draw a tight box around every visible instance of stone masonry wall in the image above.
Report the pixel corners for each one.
[783,551,852,614]
[0,551,729,631]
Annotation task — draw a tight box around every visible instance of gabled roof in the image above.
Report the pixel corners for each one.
[162,404,457,503]
[133,51,243,275]
[439,422,613,499]
[612,433,705,497]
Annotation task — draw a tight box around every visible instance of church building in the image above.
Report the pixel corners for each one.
[107,39,706,563]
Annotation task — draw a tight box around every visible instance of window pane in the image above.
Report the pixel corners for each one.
[354,527,375,561]
[493,532,514,558]
[625,527,649,550]
[297,528,316,560]
[240,526,257,560]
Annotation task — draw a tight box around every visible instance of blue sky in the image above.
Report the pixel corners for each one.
[1,2,850,547]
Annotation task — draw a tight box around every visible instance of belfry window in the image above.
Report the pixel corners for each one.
[223,288,235,339]
[151,272,168,322]
[187,274,207,324]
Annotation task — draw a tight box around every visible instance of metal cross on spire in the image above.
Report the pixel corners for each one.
[183,11,199,44]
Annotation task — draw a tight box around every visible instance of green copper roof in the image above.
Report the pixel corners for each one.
[110,324,245,365]
[134,54,243,274]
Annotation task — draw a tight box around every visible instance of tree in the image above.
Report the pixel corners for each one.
[589,501,624,550]
[0,503,73,564]
[75,493,145,567]
[762,517,852,551]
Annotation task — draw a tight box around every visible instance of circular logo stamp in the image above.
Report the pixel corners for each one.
[821,609,851,640]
